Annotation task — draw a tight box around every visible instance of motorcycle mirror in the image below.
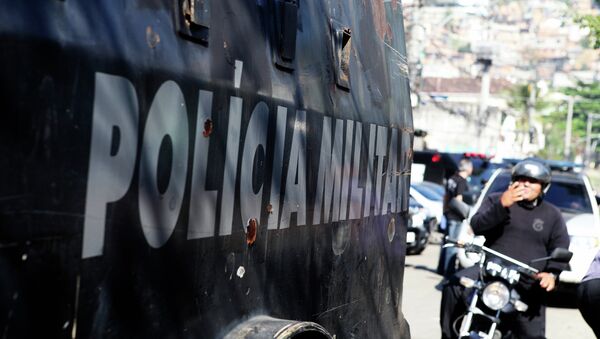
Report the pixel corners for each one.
[550,248,573,263]
[530,248,573,264]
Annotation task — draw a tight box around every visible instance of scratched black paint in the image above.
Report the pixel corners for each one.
[0,0,413,338]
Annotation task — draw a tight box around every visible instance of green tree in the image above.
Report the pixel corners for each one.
[506,84,548,112]
[575,0,600,49]
[576,14,600,49]
[505,84,549,149]
[540,82,600,160]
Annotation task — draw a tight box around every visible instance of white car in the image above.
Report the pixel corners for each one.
[457,166,600,286]
[410,183,444,229]
[406,198,430,254]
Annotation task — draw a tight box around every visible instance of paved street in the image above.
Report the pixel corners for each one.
[402,237,595,339]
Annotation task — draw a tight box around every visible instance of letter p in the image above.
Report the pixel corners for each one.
[82,73,138,258]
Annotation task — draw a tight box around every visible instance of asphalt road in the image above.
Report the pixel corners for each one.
[402,236,595,339]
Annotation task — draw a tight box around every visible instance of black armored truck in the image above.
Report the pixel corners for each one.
[0,1,414,338]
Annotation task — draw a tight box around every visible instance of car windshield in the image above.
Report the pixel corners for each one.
[410,197,422,208]
[546,181,593,214]
[469,167,500,189]
[420,182,445,197]
[412,184,443,201]
[485,172,593,214]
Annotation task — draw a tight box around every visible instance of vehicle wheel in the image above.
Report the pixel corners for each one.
[413,245,426,255]
[416,232,430,254]
[224,316,332,339]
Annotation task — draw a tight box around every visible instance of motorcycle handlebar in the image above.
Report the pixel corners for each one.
[443,236,483,253]
[444,236,540,275]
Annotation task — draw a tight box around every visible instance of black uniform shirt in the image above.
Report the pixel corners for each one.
[471,192,570,274]
[444,173,469,221]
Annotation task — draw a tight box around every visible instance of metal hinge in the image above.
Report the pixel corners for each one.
[331,20,351,90]
[177,0,210,45]
[273,0,299,71]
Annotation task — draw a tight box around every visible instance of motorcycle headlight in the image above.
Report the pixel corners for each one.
[482,281,510,311]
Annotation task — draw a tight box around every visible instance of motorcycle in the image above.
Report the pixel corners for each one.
[443,237,573,339]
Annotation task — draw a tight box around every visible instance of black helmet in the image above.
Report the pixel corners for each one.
[512,159,551,192]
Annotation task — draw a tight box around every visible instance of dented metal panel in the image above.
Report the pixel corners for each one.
[0,0,413,338]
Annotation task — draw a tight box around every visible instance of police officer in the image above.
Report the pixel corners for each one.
[577,249,600,338]
[438,158,473,278]
[440,159,570,339]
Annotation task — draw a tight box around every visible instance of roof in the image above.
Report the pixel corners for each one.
[421,77,513,94]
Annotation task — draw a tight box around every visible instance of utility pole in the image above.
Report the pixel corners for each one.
[564,96,574,160]
[522,82,537,155]
[407,0,424,106]
[585,113,600,166]
[527,83,536,139]
[478,59,491,117]
[586,113,592,165]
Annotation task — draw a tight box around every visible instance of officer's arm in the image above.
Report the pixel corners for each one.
[538,216,570,292]
[470,194,509,234]
[545,216,571,274]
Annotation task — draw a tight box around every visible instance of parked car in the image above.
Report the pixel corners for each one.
[413,181,446,231]
[416,180,445,198]
[412,150,499,204]
[407,198,431,255]
[465,161,509,202]
[410,183,444,230]
[457,165,600,289]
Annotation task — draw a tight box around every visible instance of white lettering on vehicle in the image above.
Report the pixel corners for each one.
[219,96,243,236]
[348,122,363,220]
[268,106,287,230]
[240,101,268,231]
[138,81,189,248]
[188,90,218,240]
[81,70,411,258]
[280,110,307,229]
[82,73,139,259]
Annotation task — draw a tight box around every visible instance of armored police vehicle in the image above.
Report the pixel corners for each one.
[0,0,414,337]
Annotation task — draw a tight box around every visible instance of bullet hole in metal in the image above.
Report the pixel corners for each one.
[203,118,213,137]
[387,217,396,243]
[246,218,258,246]
[146,26,161,48]
[266,203,273,214]
[236,266,245,278]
